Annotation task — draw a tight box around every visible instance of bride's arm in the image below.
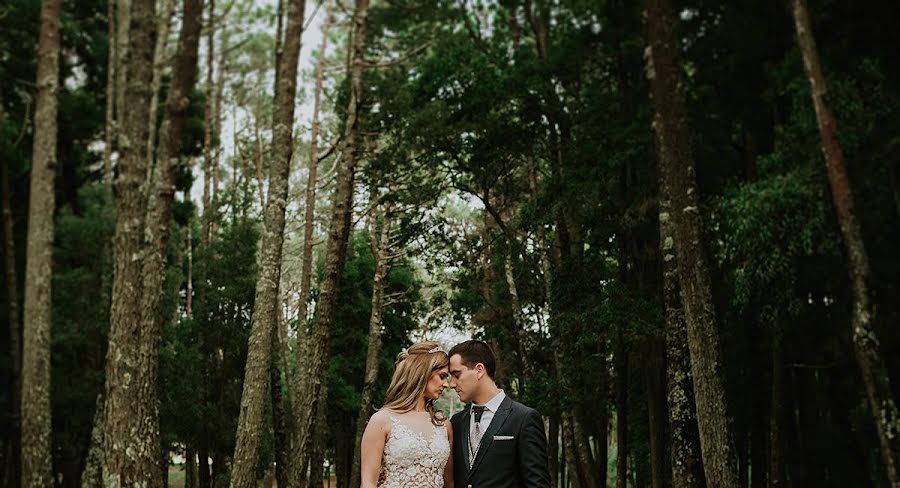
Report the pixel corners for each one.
[443,421,454,488]
[360,411,389,488]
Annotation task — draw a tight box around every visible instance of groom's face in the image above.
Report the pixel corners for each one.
[449,353,481,402]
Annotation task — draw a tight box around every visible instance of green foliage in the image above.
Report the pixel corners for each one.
[325,231,423,443]
[50,184,114,477]
[160,215,260,467]
[711,170,837,317]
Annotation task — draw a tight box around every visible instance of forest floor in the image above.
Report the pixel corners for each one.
[167,466,337,487]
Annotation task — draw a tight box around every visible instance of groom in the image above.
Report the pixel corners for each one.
[448,340,550,488]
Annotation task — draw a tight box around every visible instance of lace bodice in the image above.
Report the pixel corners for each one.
[378,416,450,488]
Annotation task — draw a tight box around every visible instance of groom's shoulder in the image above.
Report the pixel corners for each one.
[506,397,541,418]
[450,408,466,425]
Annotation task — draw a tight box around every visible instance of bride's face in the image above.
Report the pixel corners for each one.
[424,367,450,400]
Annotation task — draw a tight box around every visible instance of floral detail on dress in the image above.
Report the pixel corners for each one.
[377,416,450,488]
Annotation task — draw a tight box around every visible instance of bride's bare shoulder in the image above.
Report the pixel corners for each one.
[370,408,393,422]
[365,409,393,437]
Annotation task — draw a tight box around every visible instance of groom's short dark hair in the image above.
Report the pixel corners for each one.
[448,340,496,378]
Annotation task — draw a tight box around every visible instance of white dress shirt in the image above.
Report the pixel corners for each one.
[470,389,506,434]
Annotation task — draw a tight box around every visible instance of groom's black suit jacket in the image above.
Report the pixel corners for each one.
[450,396,550,488]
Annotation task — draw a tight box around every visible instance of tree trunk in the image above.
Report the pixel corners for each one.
[211,454,224,488]
[271,328,289,488]
[768,329,786,488]
[750,340,768,488]
[791,1,900,484]
[273,0,285,74]
[124,0,203,482]
[115,0,131,163]
[559,428,567,488]
[349,206,393,488]
[185,446,197,488]
[572,408,597,487]
[20,0,61,485]
[658,193,704,488]
[198,443,211,488]
[103,0,116,196]
[210,19,228,239]
[1,124,21,488]
[597,372,610,488]
[196,3,216,476]
[101,0,159,483]
[561,414,582,488]
[273,284,298,484]
[291,0,333,427]
[646,338,667,488]
[739,431,749,488]
[229,0,306,485]
[294,0,332,323]
[81,395,105,487]
[335,431,351,488]
[615,333,628,488]
[146,0,177,165]
[291,0,368,483]
[643,0,740,485]
[186,219,193,317]
[201,0,216,248]
[141,0,203,449]
[503,247,534,386]
[308,386,328,488]
[548,413,559,488]
[161,448,170,488]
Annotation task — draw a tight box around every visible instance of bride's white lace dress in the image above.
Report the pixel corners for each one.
[378,415,450,488]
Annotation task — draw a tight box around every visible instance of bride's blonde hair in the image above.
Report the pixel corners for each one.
[382,341,449,426]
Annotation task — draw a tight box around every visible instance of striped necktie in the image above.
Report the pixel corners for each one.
[469,405,486,467]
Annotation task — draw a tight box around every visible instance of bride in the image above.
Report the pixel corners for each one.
[360,341,454,488]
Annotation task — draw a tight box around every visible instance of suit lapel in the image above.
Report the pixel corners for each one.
[467,397,513,481]
[460,407,472,471]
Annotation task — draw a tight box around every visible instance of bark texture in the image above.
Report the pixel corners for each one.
[229,0,305,485]
[658,195,705,488]
[643,0,740,485]
[291,0,368,483]
[290,0,333,440]
[81,395,105,488]
[791,1,900,484]
[270,319,289,488]
[560,414,585,488]
[201,0,216,249]
[101,0,159,484]
[307,386,328,488]
[103,0,115,195]
[295,0,333,330]
[615,334,628,488]
[503,246,534,384]
[548,413,559,488]
[134,0,204,483]
[571,407,597,485]
[146,0,177,164]
[350,207,393,488]
[114,0,131,159]
[20,1,61,486]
